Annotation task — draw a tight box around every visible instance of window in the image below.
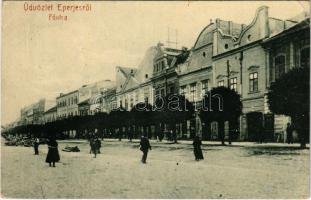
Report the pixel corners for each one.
[130,96,134,109]
[155,90,160,99]
[229,77,237,91]
[224,44,228,49]
[125,99,128,110]
[202,52,206,57]
[201,79,209,96]
[145,74,148,79]
[218,80,224,87]
[160,89,165,97]
[249,72,258,92]
[190,83,197,102]
[300,47,310,68]
[180,86,186,96]
[135,92,139,103]
[275,55,285,80]
[168,86,174,95]
[144,97,149,104]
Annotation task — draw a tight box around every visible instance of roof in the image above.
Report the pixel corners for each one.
[117,66,137,79]
[262,18,309,44]
[56,90,78,99]
[176,50,190,65]
[44,106,57,114]
[193,23,216,50]
[116,66,140,93]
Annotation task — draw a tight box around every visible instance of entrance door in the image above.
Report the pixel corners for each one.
[246,112,263,142]
[264,113,274,142]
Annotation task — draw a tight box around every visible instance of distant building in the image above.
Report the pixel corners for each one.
[44,106,57,123]
[101,87,117,113]
[78,98,90,116]
[78,79,115,104]
[20,99,56,125]
[56,90,79,119]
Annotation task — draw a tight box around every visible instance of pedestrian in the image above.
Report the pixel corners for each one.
[89,137,94,154]
[45,137,60,167]
[33,137,40,155]
[139,135,151,164]
[128,131,133,142]
[91,137,100,158]
[193,135,204,161]
[95,137,102,155]
[286,123,293,144]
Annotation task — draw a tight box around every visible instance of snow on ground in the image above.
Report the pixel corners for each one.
[1,139,309,199]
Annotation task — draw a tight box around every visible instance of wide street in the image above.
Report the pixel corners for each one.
[1,139,309,199]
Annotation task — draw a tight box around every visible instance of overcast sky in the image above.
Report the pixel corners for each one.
[2,1,309,125]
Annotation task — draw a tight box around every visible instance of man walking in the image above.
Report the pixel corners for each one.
[33,137,40,155]
[139,135,151,164]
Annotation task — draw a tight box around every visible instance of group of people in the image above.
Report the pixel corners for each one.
[31,133,204,167]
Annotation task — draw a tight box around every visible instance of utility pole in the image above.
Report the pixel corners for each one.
[227,60,230,89]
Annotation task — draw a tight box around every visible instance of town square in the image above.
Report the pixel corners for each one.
[1,1,310,199]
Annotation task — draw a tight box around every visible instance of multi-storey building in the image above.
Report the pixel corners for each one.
[56,90,79,119]
[175,6,309,141]
[151,43,186,101]
[116,46,158,110]
[20,99,55,125]
[101,87,117,113]
[78,79,115,104]
[262,16,309,142]
[44,106,57,123]
[177,18,244,139]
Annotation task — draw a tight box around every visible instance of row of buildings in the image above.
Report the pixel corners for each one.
[7,6,310,141]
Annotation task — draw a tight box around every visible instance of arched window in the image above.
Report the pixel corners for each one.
[300,47,310,68]
[274,55,285,80]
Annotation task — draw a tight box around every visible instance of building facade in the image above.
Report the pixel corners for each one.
[20,99,56,125]
[44,106,57,123]
[56,90,79,119]
[116,46,158,111]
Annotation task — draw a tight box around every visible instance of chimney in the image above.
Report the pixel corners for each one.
[215,18,220,28]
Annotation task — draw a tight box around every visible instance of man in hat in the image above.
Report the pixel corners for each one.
[139,135,151,164]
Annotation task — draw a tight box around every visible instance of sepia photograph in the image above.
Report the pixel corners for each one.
[1,1,310,199]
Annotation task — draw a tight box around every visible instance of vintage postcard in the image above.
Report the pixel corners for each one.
[1,1,310,199]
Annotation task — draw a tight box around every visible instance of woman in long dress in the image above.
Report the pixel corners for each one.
[193,136,204,161]
[46,138,60,167]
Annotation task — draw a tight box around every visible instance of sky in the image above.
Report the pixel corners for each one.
[2,1,310,125]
